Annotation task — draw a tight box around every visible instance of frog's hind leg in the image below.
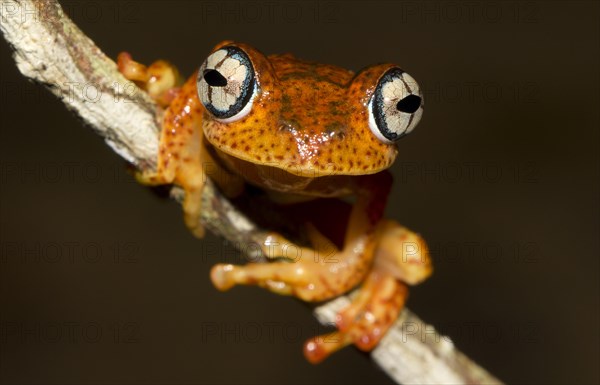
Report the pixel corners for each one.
[304,220,432,363]
[211,214,432,363]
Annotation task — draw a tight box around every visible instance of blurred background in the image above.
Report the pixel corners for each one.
[1,1,598,384]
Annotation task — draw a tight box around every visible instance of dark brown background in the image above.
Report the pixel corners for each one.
[1,1,598,384]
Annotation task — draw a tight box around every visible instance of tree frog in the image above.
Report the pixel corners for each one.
[118,41,432,363]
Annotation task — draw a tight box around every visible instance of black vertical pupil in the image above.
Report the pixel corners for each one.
[203,69,227,87]
[396,94,421,113]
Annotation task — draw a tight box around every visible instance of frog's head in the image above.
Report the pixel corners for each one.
[198,41,424,177]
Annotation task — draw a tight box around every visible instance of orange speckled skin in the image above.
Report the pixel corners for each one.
[117,42,432,363]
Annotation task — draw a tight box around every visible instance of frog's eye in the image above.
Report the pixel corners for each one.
[197,46,257,122]
[368,68,423,143]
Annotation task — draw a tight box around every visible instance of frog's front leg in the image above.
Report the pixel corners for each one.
[118,54,208,237]
[145,75,207,237]
[210,171,394,301]
[210,171,433,361]
[210,224,338,296]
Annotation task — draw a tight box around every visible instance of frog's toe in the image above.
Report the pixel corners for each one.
[303,332,352,364]
[345,273,407,352]
[193,226,205,238]
[303,338,327,364]
[210,264,236,291]
[117,52,148,82]
[186,221,205,238]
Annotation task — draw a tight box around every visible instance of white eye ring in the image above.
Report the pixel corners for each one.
[368,68,424,144]
[197,46,258,122]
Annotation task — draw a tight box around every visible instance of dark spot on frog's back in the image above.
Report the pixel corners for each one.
[281,94,292,113]
[328,100,344,116]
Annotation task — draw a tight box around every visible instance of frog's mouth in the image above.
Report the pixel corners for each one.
[206,143,353,197]
[204,135,396,182]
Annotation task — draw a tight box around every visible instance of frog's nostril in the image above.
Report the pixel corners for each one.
[396,94,421,114]
[204,69,227,87]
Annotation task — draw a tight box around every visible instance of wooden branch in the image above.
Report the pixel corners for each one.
[0,1,503,384]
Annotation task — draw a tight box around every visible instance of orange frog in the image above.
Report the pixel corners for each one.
[118,41,432,363]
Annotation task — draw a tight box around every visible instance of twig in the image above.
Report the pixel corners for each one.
[0,1,503,384]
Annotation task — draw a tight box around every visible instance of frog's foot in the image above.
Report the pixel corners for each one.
[117,52,182,107]
[301,222,432,363]
[304,271,408,364]
[210,225,372,301]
